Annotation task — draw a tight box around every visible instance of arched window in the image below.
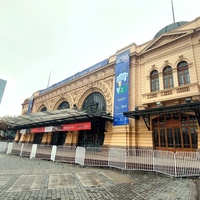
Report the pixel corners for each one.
[177,61,190,86]
[57,101,70,110]
[163,66,174,89]
[150,70,159,92]
[82,92,106,113]
[41,107,47,112]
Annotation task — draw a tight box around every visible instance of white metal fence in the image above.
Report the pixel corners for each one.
[84,147,109,166]
[1,141,200,178]
[20,143,33,157]
[126,149,154,171]
[55,145,76,163]
[0,142,7,153]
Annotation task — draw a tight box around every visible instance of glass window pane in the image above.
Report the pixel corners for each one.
[153,130,159,147]
[191,127,197,148]
[150,70,159,92]
[160,129,166,147]
[174,128,182,148]
[182,128,190,148]
[167,128,174,148]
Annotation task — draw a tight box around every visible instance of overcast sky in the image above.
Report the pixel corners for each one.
[0,0,200,117]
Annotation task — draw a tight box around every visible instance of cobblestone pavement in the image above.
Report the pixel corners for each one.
[0,153,198,200]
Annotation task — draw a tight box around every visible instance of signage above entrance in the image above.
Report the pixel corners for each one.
[62,122,91,131]
[30,122,91,133]
[31,127,45,133]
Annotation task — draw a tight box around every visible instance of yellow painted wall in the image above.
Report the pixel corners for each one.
[65,132,73,145]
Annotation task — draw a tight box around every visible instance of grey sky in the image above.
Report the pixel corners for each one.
[0,0,200,116]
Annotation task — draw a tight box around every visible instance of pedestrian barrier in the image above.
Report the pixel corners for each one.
[85,147,109,166]
[126,149,153,171]
[0,141,7,153]
[20,143,33,157]
[108,148,126,170]
[2,142,200,178]
[6,142,13,154]
[55,145,76,164]
[75,146,85,166]
[153,150,175,176]
[35,144,52,160]
[30,144,37,159]
[10,142,23,156]
[175,152,200,177]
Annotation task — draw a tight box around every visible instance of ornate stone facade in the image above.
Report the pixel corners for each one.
[19,16,200,151]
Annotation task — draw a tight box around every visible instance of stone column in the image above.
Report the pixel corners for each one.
[14,133,20,142]
[41,133,47,144]
[65,131,73,146]
[72,131,79,146]
[19,134,26,143]
[30,133,35,143]
[25,134,31,143]
[46,132,53,145]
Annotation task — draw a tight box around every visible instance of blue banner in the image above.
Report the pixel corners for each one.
[0,79,7,104]
[40,59,109,95]
[27,95,34,114]
[113,50,130,125]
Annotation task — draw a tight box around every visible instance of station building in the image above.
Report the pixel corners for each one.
[9,16,200,152]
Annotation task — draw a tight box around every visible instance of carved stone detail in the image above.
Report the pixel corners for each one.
[179,55,183,61]
[164,60,169,65]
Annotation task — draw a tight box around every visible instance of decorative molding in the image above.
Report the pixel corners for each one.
[179,55,183,61]
[151,65,155,70]
[164,60,169,65]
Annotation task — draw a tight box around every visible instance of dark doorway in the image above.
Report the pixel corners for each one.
[33,133,43,144]
[77,120,106,147]
[52,132,67,146]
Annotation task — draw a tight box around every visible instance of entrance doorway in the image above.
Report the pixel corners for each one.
[52,132,67,146]
[33,133,43,144]
[78,130,105,147]
[153,114,197,151]
[78,91,108,147]
[77,120,106,147]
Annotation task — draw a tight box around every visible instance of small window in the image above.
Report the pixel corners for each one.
[150,70,159,92]
[177,61,190,86]
[57,101,70,110]
[163,66,174,89]
[41,107,47,112]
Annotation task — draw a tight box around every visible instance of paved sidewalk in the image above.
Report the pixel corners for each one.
[0,153,198,200]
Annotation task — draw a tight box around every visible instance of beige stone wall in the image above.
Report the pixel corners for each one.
[28,64,114,114]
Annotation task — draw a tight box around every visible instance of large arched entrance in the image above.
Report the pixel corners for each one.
[78,92,107,147]
[153,114,198,151]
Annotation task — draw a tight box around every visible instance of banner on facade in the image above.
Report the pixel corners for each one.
[0,79,7,105]
[40,59,109,95]
[31,127,45,133]
[20,129,26,134]
[30,122,91,133]
[27,95,34,114]
[62,122,91,131]
[113,50,130,125]
[44,126,53,132]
